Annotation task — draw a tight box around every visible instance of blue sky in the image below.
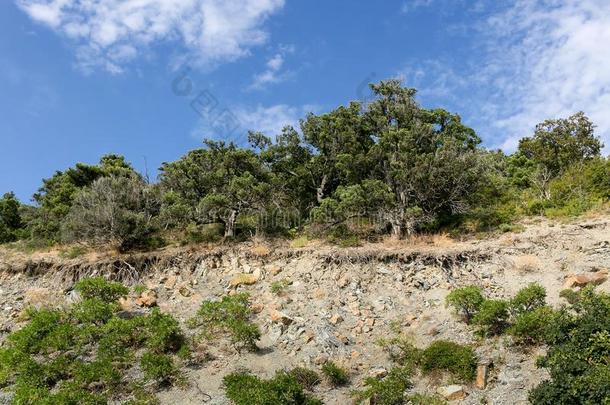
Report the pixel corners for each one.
[2,0,609,202]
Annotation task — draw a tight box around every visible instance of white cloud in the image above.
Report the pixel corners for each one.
[191,103,317,144]
[248,44,294,90]
[16,0,285,73]
[400,0,434,14]
[481,0,610,152]
[399,0,610,153]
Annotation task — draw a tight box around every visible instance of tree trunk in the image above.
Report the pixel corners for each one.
[316,174,328,203]
[224,210,237,238]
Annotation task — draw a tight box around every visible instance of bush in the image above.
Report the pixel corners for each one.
[74,277,129,303]
[420,340,477,382]
[510,283,547,316]
[140,351,178,385]
[270,279,291,295]
[62,175,160,251]
[191,293,261,351]
[289,367,320,391]
[473,299,509,336]
[446,285,484,323]
[0,277,189,403]
[509,306,556,345]
[529,289,610,403]
[352,366,412,405]
[321,361,349,386]
[377,335,422,368]
[223,371,322,405]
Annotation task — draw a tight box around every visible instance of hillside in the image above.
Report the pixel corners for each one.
[1,216,609,404]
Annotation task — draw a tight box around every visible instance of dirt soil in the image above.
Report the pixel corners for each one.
[1,216,609,404]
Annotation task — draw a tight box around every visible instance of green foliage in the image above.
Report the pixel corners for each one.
[289,367,320,390]
[0,192,26,244]
[74,276,129,302]
[473,299,509,336]
[519,112,602,176]
[352,366,413,405]
[509,306,556,345]
[270,279,291,295]
[191,293,260,351]
[510,283,547,316]
[222,370,322,405]
[529,289,610,404]
[140,351,178,385]
[0,277,189,403]
[321,361,349,386]
[420,340,477,382]
[446,285,485,323]
[62,174,160,251]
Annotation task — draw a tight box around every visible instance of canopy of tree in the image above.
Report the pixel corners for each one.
[1,80,607,248]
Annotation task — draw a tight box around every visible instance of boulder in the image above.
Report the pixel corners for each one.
[136,290,157,307]
[270,309,293,325]
[229,273,259,288]
[563,270,608,289]
[437,385,467,401]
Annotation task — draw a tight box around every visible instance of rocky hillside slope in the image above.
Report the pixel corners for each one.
[1,217,609,404]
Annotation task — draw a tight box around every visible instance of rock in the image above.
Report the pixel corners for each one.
[270,309,293,325]
[476,362,490,389]
[178,285,193,297]
[330,314,344,325]
[314,354,329,365]
[118,297,135,311]
[250,302,264,313]
[369,367,388,378]
[164,275,178,289]
[229,273,259,288]
[136,290,157,307]
[563,270,608,288]
[269,265,282,275]
[437,385,467,401]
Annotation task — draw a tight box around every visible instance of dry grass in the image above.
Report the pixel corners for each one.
[381,232,456,249]
[512,255,541,273]
[250,245,271,257]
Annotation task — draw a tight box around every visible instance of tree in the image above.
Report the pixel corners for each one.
[365,80,485,237]
[519,112,602,176]
[159,141,272,237]
[31,155,138,242]
[62,175,159,250]
[0,192,24,243]
[301,102,373,203]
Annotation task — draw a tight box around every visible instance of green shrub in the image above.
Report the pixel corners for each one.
[74,276,129,303]
[223,371,322,405]
[191,293,261,351]
[473,299,509,336]
[321,361,349,386]
[140,351,178,385]
[0,277,189,403]
[352,366,412,405]
[509,306,556,345]
[289,367,320,390]
[529,289,610,403]
[510,283,547,316]
[270,279,291,296]
[377,335,422,368]
[446,285,485,323]
[420,340,477,382]
[559,288,580,305]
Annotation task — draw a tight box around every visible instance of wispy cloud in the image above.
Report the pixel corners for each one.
[399,0,610,153]
[192,103,318,144]
[15,0,285,74]
[248,44,294,90]
[400,0,434,14]
[482,0,610,151]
